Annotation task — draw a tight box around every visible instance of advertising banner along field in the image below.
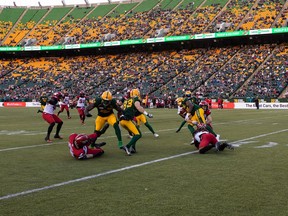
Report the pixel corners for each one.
[1,102,288,109]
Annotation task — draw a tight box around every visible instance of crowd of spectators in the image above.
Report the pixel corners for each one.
[0,43,287,102]
[234,44,288,98]
[1,0,286,47]
[205,0,255,33]
[0,1,287,102]
[239,0,286,30]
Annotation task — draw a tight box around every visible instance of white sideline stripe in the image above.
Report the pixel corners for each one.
[229,129,288,145]
[1,128,288,201]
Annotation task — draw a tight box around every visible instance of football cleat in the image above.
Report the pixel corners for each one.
[215,142,221,151]
[54,135,63,139]
[45,137,52,143]
[120,146,131,156]
[190,139,195,145]
[129,145,137,154]
[226,143,234,150]
[218,142,234,151]
[153,133,159,138]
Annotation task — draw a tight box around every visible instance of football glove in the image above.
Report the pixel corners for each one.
[86,113,92,117]
[147,113,153,118]
[119,115,129,121]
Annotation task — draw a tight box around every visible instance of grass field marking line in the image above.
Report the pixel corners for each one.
[1,128,288,201]
[0,151,197,201]
[230,129,288,145]
[0,128,177,152]
[0,143,56,152]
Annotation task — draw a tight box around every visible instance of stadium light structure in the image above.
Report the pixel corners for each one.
[84,0,90,5]
[62,0,66,6]
[38,2,42,7]
[13,1,16,7]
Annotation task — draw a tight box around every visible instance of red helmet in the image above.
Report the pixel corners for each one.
[199,101,208,106]
[79,91,85,97]
[197,123,207,131]
[74,134,90,148]
[53,92,63,99]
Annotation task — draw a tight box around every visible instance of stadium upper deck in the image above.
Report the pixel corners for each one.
[0,0,287,47]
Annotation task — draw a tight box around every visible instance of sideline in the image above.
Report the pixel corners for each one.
[1,128,288,201]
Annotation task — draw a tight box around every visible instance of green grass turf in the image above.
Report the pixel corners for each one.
[0,108,288,215]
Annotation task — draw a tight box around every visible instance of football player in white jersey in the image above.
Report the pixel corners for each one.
[57,92,71,119]
[42,92,64,143]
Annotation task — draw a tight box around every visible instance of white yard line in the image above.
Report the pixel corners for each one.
[1,128,287,201]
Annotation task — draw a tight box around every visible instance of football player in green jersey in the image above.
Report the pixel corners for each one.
[119,88,154,155]
[178,94,218,139]
[85,90,125,152]
[37,92,48,113]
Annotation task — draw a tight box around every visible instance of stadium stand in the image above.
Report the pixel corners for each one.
[239,0,286,30]
[2,9,49,46]
[0,0,287,46]
[233,44,288,98]
[0,7,26,44]
[205,0,255,33]
[0,0,287,102]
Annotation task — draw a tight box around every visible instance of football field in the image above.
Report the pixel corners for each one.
[0,107,288,216]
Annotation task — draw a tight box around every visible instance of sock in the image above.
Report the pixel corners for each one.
[144,122,155,134]
[205,125,217,136]
[55,122,63,136]
[187,124,195,135]
[113,123,123,147]
[126,134,141,148]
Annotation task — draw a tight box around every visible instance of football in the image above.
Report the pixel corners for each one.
[179,108,187,118]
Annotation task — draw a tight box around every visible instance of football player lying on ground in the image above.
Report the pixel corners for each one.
[193,124,234,154]
[68,124,109,160]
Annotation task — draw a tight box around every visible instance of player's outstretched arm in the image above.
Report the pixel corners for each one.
[135,101,153,118]
[84,103,95,116]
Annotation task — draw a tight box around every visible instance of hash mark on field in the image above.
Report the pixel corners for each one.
[254,142,278,148]
[0,129,288,201]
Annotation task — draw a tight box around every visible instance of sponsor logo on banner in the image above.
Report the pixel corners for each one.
[211,102,234,109]
[3,102,26,107]
[26,102,41,107]
[234,103,288,109]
